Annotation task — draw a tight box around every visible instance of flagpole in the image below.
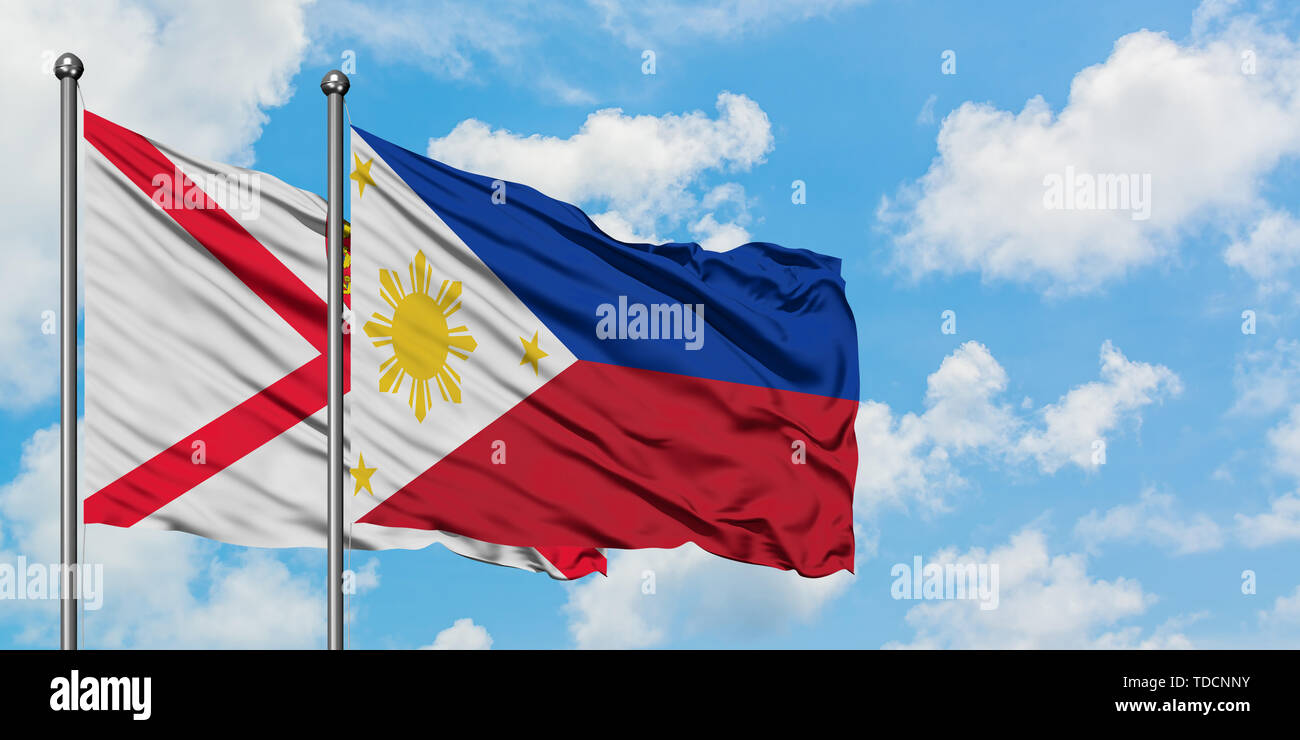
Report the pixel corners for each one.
[54,52,83,652]
[321,69,350,651]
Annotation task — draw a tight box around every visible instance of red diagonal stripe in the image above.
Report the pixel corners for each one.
[85,355,327,526]
[84,110,327,353]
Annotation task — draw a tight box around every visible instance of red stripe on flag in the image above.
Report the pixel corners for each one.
[359,361,858,577]
[85,356,327,527]
[83,111,327,353]
[536,546,607,579]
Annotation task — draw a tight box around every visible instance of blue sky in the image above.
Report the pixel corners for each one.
[3,0,1300,648]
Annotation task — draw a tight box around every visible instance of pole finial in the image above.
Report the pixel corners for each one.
[53,52,84,80]
[320,69,350,96]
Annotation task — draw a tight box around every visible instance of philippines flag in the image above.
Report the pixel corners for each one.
[349,127,859,577]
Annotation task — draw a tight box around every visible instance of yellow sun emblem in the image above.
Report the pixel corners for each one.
[363,250,477,422]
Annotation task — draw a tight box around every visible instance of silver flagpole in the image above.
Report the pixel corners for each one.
[54,52,83,652]
[321,69,349,651]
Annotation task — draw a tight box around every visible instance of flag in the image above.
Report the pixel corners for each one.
[80,111,604,579]
[349,126,859,577]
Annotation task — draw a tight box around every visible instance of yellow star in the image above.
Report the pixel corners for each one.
[350,453,377,497]
[518,330,549,375]
[350,155,376,198]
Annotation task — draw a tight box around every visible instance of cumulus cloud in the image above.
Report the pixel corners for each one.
[879,8,1300,293]
[0,1,312,409]
[1259,585,1300,627]
[1231,339,1300,416]
[1266,405,1300,479]
[0,424,324,648]
[563,544,852,649]
[886,529,1182,649]
[856,341,1180,516]
[1228,410,1300,547]
[1235,493,1300,547]
[1015,341,1182,473]
[852,400,958,515]
[1075,488,1225,555]
[426,92,772,244]
[421,618,493,650]
[1224,210,1300,297]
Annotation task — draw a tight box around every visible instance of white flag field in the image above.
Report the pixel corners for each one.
[80,110,604,580]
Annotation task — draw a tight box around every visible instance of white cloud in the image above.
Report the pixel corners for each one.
[587,211,662,245]
[1235,492,1300,547]
[1092,613,1201,650]
[138,551,322,649]
[0,424,324,648]
[852,399,958,515]
[1229,414,1300,547]
[350,557,381,593]
[855,342,1015,517]
[588,0,869,46]
[880,11,1300,293]
[1231,339,1300,416]
[886,529,1181,649]
[426,92,772,244]
[856,341,1180,516]
[920,341,1018,452]
[690,213,753,252]
[1259,585,1300,627]
[311,0,527,80]
[1015,341,1182,473]
[563,544,852,648]
[1075,488,1224,555]
[421,618,493,650]
[1266,405,1300,479]
[0,1,312,409]
[1224,210,1300,296]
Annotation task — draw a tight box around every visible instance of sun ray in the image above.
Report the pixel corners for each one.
[436,366,462,403]
[379,270,405,305]
[379,362,403,393]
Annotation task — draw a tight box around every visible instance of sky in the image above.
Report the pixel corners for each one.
[3,0,1300,649]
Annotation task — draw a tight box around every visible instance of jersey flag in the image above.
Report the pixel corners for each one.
[349,126,859,577]
[80,111,605,580]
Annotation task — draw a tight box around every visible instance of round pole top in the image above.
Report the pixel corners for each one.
[53,52,84,80]
[320,70,350,96]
